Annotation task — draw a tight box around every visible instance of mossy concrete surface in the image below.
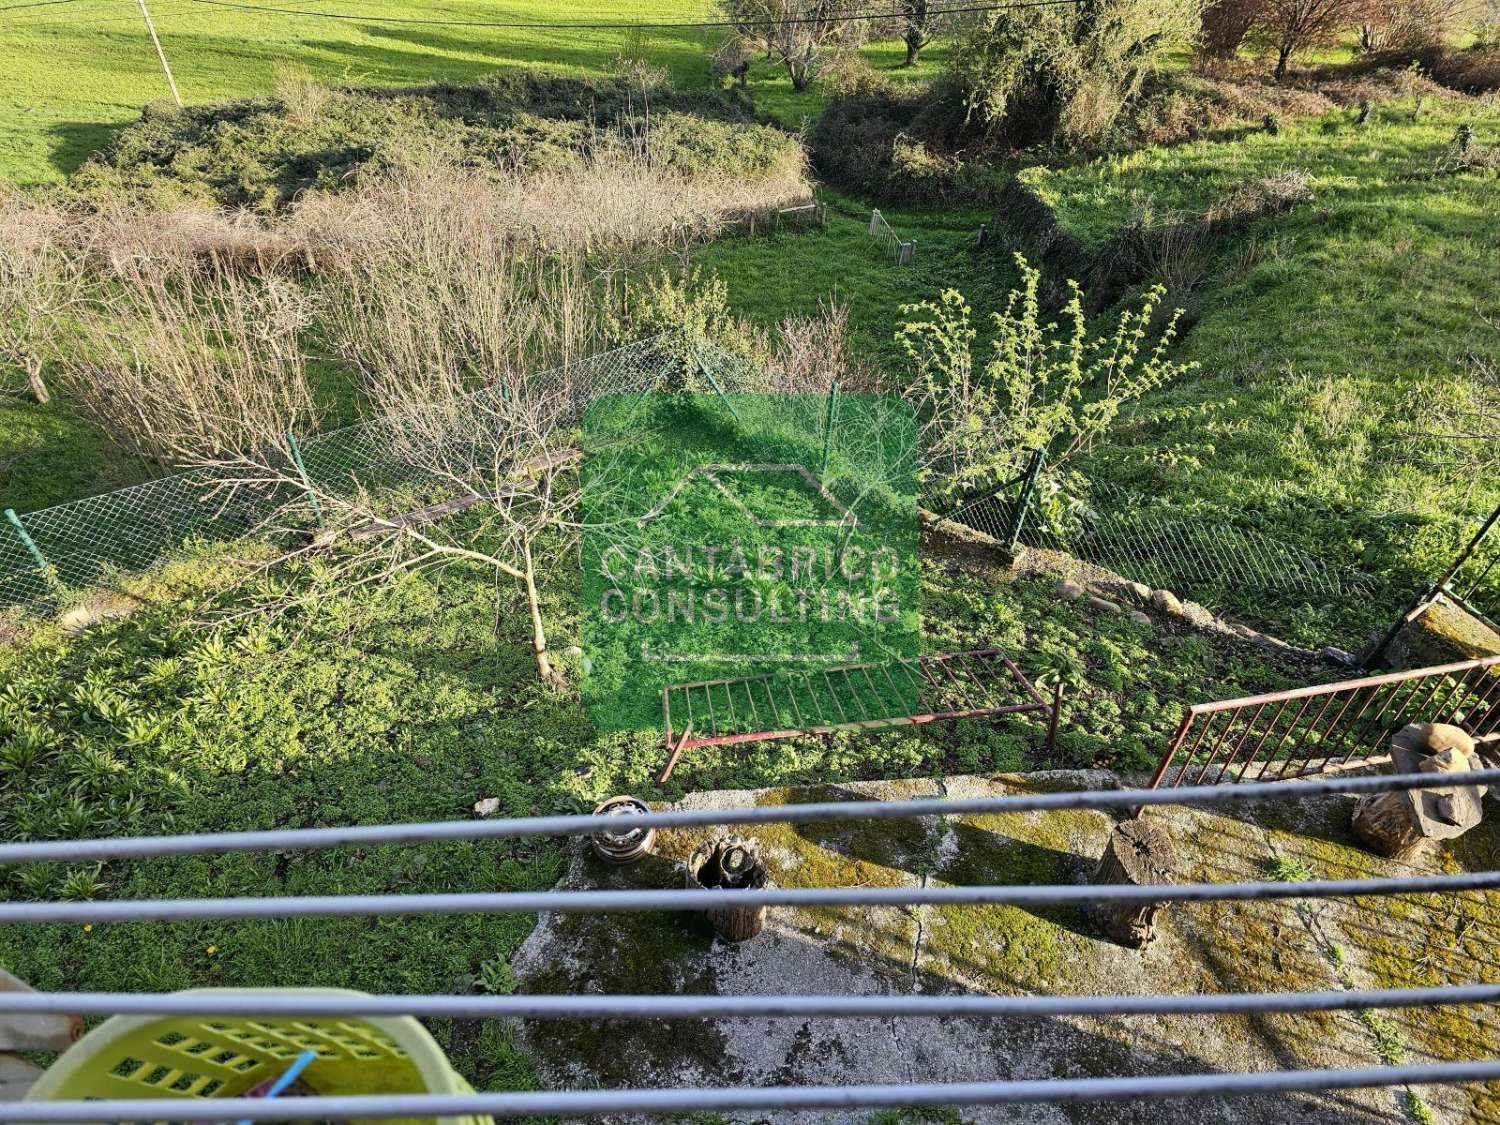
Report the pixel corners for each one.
[1389,596,1500,669]
[511,771,1500,1124]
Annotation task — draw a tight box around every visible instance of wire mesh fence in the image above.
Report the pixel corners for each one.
[943,469,1377,611]
[0,336,682,616]
[4,345,1378,629]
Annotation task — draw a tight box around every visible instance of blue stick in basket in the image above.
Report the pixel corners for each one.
[234,1049,317,1125]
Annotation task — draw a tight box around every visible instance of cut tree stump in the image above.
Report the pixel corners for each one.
[1090,818,1177,948]
[1352,791,1429,860]
[1352,722,1488,858]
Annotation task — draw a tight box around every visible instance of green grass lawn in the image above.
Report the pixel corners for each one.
[0,0,719,184]
[696,191,1013,366]
[1019,101,1500,607]
[0,0,953,185]
[0,538,1304,1083]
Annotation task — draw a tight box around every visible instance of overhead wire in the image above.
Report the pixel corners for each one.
[176,0,1083,29]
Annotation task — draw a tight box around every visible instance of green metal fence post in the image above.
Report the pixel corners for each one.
[820,379,840,479]
[4,508,56,588]
[286,432,324,526]
[1006,449,1047,553]
[688,335,741,425]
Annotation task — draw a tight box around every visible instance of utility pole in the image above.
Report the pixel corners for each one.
[136,0,183,109]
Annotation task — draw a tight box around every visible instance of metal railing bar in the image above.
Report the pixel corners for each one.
[4,769,1497,867]
[1326,684,1380,762]
[1271,692,1337,780]
[1239,696,1295,782]
[8,867,1500,925]
[6,982,1500,1020]
[1188,710,1233,782]
[1342,680,1407,765]
[1460,666,1500,732]
[1192,657,1500,716]
[821,669,851,723]
[1431,665,1482,726]
[1211,702,1268,785]
[798,670,829,725]
[15,1058,1500,1122]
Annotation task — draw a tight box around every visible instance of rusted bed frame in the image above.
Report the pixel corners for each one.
[658,647,1062,784]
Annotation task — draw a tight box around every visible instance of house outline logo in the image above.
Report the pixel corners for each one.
[636,462,856,530]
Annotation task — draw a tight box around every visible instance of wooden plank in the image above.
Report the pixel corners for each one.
[0,968,83,1052]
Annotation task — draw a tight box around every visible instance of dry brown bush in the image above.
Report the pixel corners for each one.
[291,145,809,269]
[54,262,318,465]
[275,64,334,128]
[763,303,878,395]
[0,188,84,405]
[1360,0,1476,52]
[75,204,305,278]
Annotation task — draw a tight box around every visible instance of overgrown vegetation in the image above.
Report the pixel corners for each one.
[68,71,798,212]
[1016,100,1500,646]
[0,538,1309,1071]
[2,0,1500,1107]
[896,254,1195,510]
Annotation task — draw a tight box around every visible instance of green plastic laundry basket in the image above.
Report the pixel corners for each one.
[24,988,493,1125]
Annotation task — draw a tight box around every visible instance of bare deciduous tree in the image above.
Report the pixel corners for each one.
[719,0,867,91]
[214,361,587,684]
[1250,0,1367,78]
[1199,0,1265,57]
[0,190,83,406]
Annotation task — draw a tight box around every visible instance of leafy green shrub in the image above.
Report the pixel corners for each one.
[896,253,1195,509]
[605,266,768,382]
[951,0,1200,148]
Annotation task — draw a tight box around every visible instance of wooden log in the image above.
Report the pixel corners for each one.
[686,835,769,942]
[1352,791,1429,860]
[1090,818,1177,948]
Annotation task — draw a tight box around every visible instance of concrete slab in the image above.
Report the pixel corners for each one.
[512,771,1500,1124]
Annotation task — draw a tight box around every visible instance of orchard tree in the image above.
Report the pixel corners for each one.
[953,0,1200,146]
[900,0,933,65]
[1199,0,1265,57]
[1251,0,1366,77]
[719,0,866,91]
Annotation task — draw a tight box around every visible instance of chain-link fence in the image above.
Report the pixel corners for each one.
[0,336,682,616]
[944,468,1378,618]
[3,346,1384,631]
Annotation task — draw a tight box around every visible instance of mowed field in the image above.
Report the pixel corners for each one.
[0,0,720,184]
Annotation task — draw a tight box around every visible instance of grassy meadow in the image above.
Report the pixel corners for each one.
[0,0,714,184]
[1,0,1500,1097]
[0,0,951,184]
[1029,100,1500,600]
[0,535,1306,1077]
